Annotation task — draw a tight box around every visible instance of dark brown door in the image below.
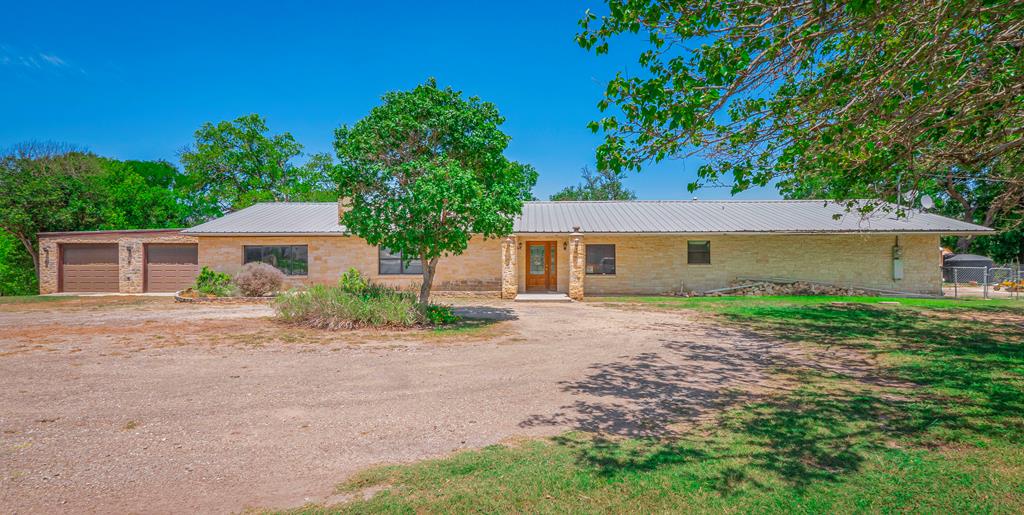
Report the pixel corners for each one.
[145,244,199,292]
[525,241,557,291]
[61,244,119,292]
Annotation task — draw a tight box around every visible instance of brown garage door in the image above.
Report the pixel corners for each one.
[145,244,198,292]
[62,244,119,292]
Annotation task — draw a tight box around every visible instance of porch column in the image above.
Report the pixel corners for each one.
[119,239,144,293]
[568,229,584,301]
[501,236,518,299]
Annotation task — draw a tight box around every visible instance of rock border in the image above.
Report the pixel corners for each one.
[173,291,275,304]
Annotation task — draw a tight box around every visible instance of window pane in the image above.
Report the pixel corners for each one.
[586,244,615,275]
[379,248,422,275]
[379,247,402,260]
[379,259,402,275]
[243,246,308,275]
[403,257,423,275]
[687,241,711,264]
[529,245,546,274]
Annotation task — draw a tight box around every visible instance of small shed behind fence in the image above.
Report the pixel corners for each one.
[942,253,995,282]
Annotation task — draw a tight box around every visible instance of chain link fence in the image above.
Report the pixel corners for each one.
[942,264,1023,299]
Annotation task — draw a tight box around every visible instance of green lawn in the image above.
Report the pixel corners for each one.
[296,296,1024,514]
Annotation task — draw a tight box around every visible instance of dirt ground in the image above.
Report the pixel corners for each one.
[0,296,869,514]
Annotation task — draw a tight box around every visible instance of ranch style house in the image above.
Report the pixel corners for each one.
[37,198,992,299]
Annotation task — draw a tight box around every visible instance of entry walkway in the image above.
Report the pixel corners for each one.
[514,292,572,302]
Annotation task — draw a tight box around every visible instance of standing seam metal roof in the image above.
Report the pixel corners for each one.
[181,200,993,235]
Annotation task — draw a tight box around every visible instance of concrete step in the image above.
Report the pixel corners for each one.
[514,293,572,303]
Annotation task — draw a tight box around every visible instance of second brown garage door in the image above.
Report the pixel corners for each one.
[62,244,119,292]
[145,244,199,292]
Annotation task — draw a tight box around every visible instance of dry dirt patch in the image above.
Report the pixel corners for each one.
[0,296,865,513]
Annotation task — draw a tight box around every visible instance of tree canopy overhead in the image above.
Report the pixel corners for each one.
[333,79,537,303]
[578,0,1024,213]
[550,166,637,201]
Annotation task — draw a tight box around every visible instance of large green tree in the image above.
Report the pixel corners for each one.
[0,143,194,289]
[578,0,1024,215]
[333,80,537,303]
[550,166,637,201]
[180,113,336,215]
[0,143,108,276]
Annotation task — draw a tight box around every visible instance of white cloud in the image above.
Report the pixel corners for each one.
[39,53,66,67]
[0,45,72,70]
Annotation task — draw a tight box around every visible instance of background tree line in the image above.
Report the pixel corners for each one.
[0,114,337,295]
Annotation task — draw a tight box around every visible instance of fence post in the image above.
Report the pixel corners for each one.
[953,268,958,299]
[984,268,989,299]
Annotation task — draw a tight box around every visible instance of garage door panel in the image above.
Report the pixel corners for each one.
[62,244,119,292]
[145,244,198,292]
[146,264,199,292]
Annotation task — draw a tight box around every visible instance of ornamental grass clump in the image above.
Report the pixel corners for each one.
[274,269,457,329]
[234,262,285,297]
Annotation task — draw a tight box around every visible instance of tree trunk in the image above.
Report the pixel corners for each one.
[418,256,440,305]
[12,231,40,278]
[955,235,972,253]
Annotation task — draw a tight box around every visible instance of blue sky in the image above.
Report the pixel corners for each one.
[0,0,776,200]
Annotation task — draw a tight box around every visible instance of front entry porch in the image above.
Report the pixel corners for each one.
[500,232,585,301]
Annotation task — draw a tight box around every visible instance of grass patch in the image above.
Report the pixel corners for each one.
[292,296,1024,513]
[589,294,1024,314]
[0,295,65,305]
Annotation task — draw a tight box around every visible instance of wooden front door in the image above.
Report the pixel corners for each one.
[525,241,557,291]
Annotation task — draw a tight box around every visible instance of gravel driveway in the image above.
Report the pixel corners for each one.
[0,296,818,513]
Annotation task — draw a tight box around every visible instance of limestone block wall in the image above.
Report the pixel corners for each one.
[578,233,942,296]
[38,230,197,294]
[196,235,502,292]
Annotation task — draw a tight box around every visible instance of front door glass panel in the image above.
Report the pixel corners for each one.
[529,245,546,274]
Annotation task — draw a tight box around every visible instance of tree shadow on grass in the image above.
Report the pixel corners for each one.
[523,303,1024,494]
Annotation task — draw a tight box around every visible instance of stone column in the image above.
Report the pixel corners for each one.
[500,236,518,299]
[38,240,59,294]
[568,229,584,301]
[119,239,144,293]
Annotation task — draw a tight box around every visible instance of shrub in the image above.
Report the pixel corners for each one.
[338,267,368,295]
[194,266,234,297]
[423,304,460,326]
[234,262,285,297]
[275,283,423,329]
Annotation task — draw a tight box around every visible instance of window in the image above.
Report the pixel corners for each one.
[243,245,308,276]
[379,248,423,275]
[586,244,616,275]
[687,240,711,264]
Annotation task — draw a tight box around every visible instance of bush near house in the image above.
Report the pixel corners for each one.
[274,268,459,329]
[233,262,285,297]
[192,266,234,297]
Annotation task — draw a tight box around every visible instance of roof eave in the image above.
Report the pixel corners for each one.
[183,231,350,237]
[511,229,995,236]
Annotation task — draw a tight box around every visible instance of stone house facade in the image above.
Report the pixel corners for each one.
[39,199,990,298]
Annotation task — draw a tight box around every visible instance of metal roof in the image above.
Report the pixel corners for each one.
[183,200,992,235]
[517,200,991,234]
[183,202,347,235]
